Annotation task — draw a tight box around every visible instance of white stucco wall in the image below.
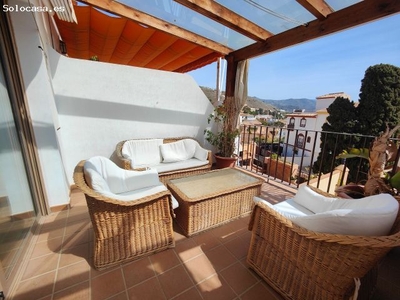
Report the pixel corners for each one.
[48,50,214,185]
[9,0,70,209]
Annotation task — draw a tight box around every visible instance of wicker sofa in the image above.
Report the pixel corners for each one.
[247,186,400,300]
[112,137,212,184]
[73,157,176,270]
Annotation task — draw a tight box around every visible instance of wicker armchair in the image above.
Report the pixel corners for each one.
[247,188,400,300]
[73,157,175,270]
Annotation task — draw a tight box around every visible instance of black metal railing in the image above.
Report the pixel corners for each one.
[237,125,400,193]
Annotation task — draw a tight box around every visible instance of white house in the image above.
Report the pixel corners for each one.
[284,92,351,166]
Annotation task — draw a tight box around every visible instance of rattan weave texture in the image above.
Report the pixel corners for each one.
[167,168,263,237]
[73,161,175,270]
[247,189,400,300]
[112,137,212,184]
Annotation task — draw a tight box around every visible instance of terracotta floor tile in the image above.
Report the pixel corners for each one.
[54,260,90,292]
[205,245,237,272]
[223,231,251,260]
[172,287,203,300]
[220,261,259,295]
[21,253,60,280]
[62,230,90,249]
[13,271,56,300]
[196,274,236,300]
[192,230,222,252]
[183,253,217,283]
[240,281,282,300]
[127,277,165,300]
[174,237,203,263]
[91,268,126,300]
[8,186,400,300]
[31,237,63,258]
[106,291,129,300]
[64,219,91,236]
[209,222,241,244]
[157,265,194,299]
[122,257,155,288]
[37,226,65,242]
[53,281,90,300]
[90,263,121,279]
[149,248,181,274]
[59,243,90,268]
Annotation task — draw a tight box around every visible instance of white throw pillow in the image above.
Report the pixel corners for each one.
[122,139,162,168]
[160,140,194,162]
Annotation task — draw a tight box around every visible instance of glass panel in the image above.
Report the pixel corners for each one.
[325,0,362,12]
[0,60,36,279]
[217,0,314,34]
[118,0,255,49]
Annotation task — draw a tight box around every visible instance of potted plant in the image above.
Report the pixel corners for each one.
[335,124,400,197]
[204,104,240,168]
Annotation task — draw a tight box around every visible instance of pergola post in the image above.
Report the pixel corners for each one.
[224,54,239,136]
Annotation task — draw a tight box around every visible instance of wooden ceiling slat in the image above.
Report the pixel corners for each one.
[296,0,334,20]
[79,0,232,55]
[231,0,400,62]
[174,0,273,41]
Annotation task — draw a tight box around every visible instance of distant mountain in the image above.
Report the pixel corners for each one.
[200,86,316,112]
[260,98,316,112]
[200,86,275,111]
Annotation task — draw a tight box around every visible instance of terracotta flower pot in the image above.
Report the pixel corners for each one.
[214,154,237,169]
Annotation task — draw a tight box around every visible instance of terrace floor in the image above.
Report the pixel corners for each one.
[8,177,400,300]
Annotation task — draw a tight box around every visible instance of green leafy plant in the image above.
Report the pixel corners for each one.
[204,104,240,158]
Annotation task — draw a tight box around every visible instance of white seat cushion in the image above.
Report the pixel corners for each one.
[84,156,161,193]
[84,156,180,209]
[154,158,209,173]
[255,185,399,236]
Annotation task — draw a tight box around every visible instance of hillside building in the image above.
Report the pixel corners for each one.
[284,92,351,166]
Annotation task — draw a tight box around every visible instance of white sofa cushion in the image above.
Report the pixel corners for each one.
[160,140,194,162]
[84,156,161,193]
[160,139,209,163]
[154,158,209,173]
[122,139,163,168]
[254,186,399,236]
[254,197,313,219]
[84,156,179,209]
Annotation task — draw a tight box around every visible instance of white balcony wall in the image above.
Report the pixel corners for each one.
[48,50,214,185]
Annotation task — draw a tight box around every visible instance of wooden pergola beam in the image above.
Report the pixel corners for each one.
[296,0,334,20]
[78,0,233,55]
[174,0,273,42]
[230,0,400,63]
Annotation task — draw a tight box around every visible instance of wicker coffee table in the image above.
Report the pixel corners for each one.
[166,168,263,237]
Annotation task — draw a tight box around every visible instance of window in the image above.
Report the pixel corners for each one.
[300,117,306,127]
[296,134,305,148]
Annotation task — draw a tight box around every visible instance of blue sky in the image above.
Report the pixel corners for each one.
[188,13,400,101]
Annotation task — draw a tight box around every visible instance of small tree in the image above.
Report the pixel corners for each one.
[313,97,358,175]
[357,64,400,136]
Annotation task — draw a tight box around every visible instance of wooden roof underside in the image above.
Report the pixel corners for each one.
[55,0,400,73]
